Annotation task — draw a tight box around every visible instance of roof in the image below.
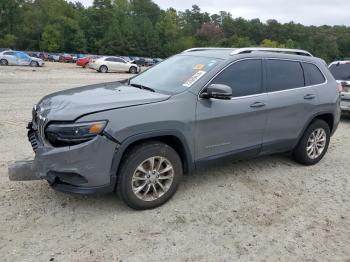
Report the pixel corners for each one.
[181,47,314,60]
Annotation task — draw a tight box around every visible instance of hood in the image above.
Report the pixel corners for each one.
[36,81,170,121]
[31,57,43,62]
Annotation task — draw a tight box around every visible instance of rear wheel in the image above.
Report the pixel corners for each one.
[293,119,330,165]
[99,65,108,73]
[0,59,8,66]
[117,141,183,210]
[129,66,137,74]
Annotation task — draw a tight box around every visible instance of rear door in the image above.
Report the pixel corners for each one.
[195,59,268,160]
[261,59,320,154]
[106,57,127,72]
[3,51,17,65]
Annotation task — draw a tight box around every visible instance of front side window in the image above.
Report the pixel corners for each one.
[210,59,263,97]
[267,60,305,92]
[329,63,350,81]
[130,55,222,94]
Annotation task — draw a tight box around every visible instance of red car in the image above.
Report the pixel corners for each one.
[59,54,73,63]
[76,57,90,68]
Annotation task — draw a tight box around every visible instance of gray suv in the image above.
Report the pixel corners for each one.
[25,47,340,209]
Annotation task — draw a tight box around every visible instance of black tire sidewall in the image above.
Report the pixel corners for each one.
[293,119,330,165]
[129,66,137,74]
[30,61,38,67]
[100,65,108,73]
[117,142,183,210]
[1,59,8,65]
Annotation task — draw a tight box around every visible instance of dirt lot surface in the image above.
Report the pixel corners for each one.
[0,62,349,262]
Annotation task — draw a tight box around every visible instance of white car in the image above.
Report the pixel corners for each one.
[329,60,350,112]
[89,56,140,74]
[0,51,45,67]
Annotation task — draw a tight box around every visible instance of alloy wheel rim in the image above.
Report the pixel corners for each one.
[306,128,326,159]
[132,156,174,201]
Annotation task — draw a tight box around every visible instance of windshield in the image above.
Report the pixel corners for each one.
[130,55,222,94]
[329,63,350,80]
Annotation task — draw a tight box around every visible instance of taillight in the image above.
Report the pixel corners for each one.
[337,82,343,93]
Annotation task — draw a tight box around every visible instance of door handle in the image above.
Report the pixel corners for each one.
[250,102,266,108]
[304,94,316,100]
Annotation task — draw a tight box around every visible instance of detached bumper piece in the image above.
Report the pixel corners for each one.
[8,160,39,181]
[46,171,115,195]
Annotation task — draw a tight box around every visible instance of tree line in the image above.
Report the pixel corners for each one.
[1,0,350,62]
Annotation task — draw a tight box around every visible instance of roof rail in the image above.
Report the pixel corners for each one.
[230,47,313,57]
[182,47,237,53]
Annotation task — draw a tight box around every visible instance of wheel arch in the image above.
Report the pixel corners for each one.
[110,131,195,190]
[298,112,335,144]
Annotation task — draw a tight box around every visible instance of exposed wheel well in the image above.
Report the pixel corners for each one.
[121,136,190,174]
[315,113,334,133]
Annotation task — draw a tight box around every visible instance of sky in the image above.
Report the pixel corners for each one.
[74,0,350,26]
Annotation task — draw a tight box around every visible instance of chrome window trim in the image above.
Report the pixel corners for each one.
[198,57,328,100]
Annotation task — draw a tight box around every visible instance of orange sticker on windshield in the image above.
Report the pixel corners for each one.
[193,64,205,70]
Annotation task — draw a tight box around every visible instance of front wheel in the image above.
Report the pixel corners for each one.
[129,66,137,74]
[30,61,39,67]
[293,119,330,165]
[117,141,183,210]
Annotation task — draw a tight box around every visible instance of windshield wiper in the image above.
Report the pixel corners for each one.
[129,83,155,92]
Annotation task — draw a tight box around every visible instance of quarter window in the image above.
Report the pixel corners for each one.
[267,60,305,92]
[211,59,263,97]
[303,63,325,85]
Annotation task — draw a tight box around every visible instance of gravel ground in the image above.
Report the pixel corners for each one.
[0,62,349,262]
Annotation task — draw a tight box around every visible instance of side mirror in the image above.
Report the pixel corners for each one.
[200,84,232,100]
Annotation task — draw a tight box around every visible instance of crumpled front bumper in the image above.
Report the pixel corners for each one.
[27,124,118,194]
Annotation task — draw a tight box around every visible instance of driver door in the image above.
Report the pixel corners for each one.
[195,59,268,161]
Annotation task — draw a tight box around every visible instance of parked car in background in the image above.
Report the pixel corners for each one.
[59,53,73,63]
[48,53,60,62]
[89,56,140,74]
[135,57,154,67]
[153,58,163,64]
[27,51,40,58]
[329,60,350,112]
[0,48,10,52]
[23,47,340,209]
[0,51,44,67]
[76,57,90,68]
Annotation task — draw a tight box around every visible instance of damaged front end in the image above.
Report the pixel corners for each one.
[9,104,119,195]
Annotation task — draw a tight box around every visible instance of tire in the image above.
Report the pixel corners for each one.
[293,119,330,165]
[0,59,8,66]
[129,66,137,74]
[99,65,108,73]
[117,141,183,210]
[30,61,39,67]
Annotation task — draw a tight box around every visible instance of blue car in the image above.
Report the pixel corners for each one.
[0,51,45,67]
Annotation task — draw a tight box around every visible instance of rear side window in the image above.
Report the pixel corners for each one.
[211,59,263,97]
[267,60,305,92]
[4,51,15,55]
[329,63,350,81]
[303,63,325,85]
